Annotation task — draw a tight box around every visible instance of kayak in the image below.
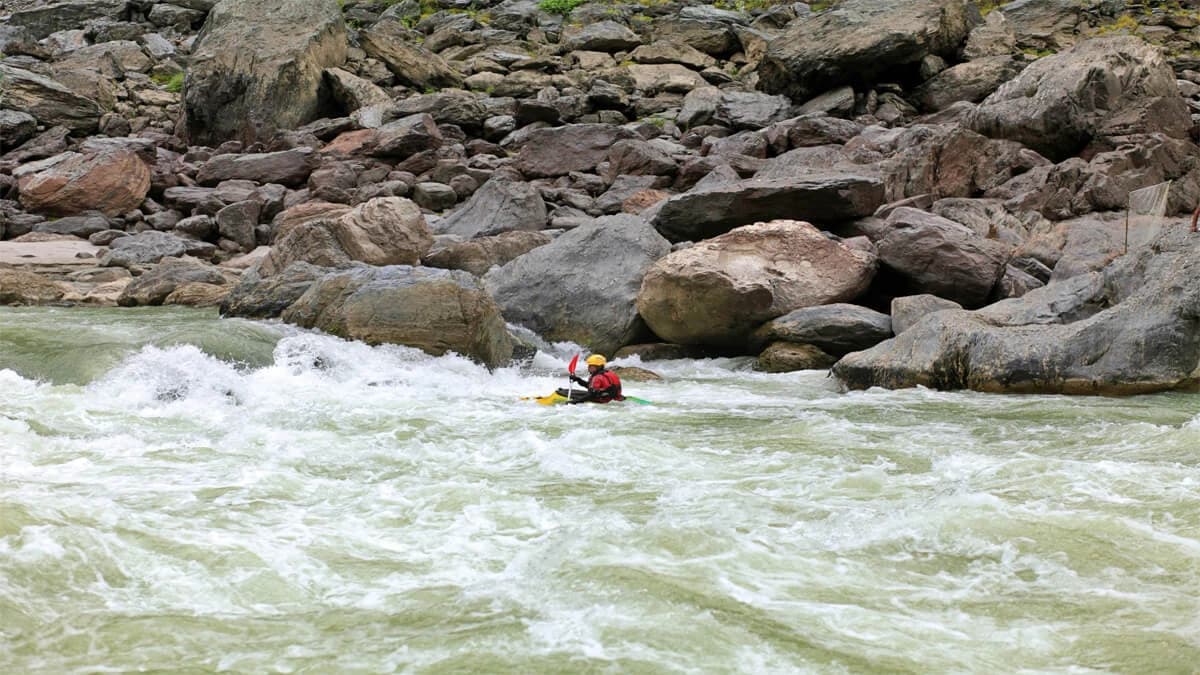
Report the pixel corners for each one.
[523,389,653,406]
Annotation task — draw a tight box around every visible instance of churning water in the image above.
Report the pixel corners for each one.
[1,307,1198,673]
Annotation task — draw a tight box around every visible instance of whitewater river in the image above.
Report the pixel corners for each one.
[1,307,1197,672]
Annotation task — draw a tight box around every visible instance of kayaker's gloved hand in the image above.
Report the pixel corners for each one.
[570,375,588,386]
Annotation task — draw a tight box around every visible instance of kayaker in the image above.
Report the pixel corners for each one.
[567,354,624,404]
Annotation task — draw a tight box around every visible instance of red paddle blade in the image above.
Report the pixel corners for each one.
[568,353,579,373]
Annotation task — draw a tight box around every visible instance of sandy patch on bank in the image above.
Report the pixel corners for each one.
[0,240,103,267]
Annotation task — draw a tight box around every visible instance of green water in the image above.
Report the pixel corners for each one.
[1,307,1197,672]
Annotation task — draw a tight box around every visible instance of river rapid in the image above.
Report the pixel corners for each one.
[1,307,1197,673]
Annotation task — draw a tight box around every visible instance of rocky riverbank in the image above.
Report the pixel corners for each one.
[3,0,1200,391]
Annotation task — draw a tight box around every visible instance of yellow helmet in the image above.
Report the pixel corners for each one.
[585,354,607,367]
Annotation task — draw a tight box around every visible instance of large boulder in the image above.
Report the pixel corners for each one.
[758,0,979,101]
[637,220,878,349]
[5,0,129,40]
[436,178,547,240]
[514,124,641,178]
[184,0,348,146]
[912,55,1027,112]
[876,207,1011,308]
[0,64,104,133]
[282,264,513,368]
[967,37,1191,162]
[485,215,671,356]
[360,20,462,90]
[833,229,1200,394]
[652,174,885,243]
[15,148,150,217]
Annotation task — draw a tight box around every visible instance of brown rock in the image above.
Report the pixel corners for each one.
[331,197,432,266]
[16,148,150,217]
[272,201,353,241]
[637,220,878,348]
[0,268,67,305]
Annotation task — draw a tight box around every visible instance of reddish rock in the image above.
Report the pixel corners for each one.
[16,149,150,217]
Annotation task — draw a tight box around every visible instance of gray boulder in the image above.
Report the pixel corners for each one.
[369,114,444,160]
[262,197,431,274]
[360,20,463,90]
[436,178,547,240]
[485,215,671,356]
[653,174,885,243]
[514,124,641,178]
[220,261,327,319]
[758,0,979,101]
[282,264,513,368]
[652,17,738,57]
[749,303,893,355]
[716,91,793,130]
[196,149,317,188]
[967,37,1191,162]
[913,55,1026,112]
[876,207,1011,308]
[5,0,129,39]
[1000,0,1089,52]
[184,0,348,146]
[323,67,391,112]
[100,231,215,268]
[393,91,490,132]
[833,229,1200,394]
[563,21,642,52]
[32,212,113,238]
[0,64,104,133]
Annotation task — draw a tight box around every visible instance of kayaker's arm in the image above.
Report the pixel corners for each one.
[570,374,589,387]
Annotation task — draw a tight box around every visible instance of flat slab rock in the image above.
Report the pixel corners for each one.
[0,239,102,266]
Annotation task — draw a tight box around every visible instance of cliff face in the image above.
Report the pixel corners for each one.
[3,0,1200,389]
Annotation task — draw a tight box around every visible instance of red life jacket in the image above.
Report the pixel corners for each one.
[588,369,624,403]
